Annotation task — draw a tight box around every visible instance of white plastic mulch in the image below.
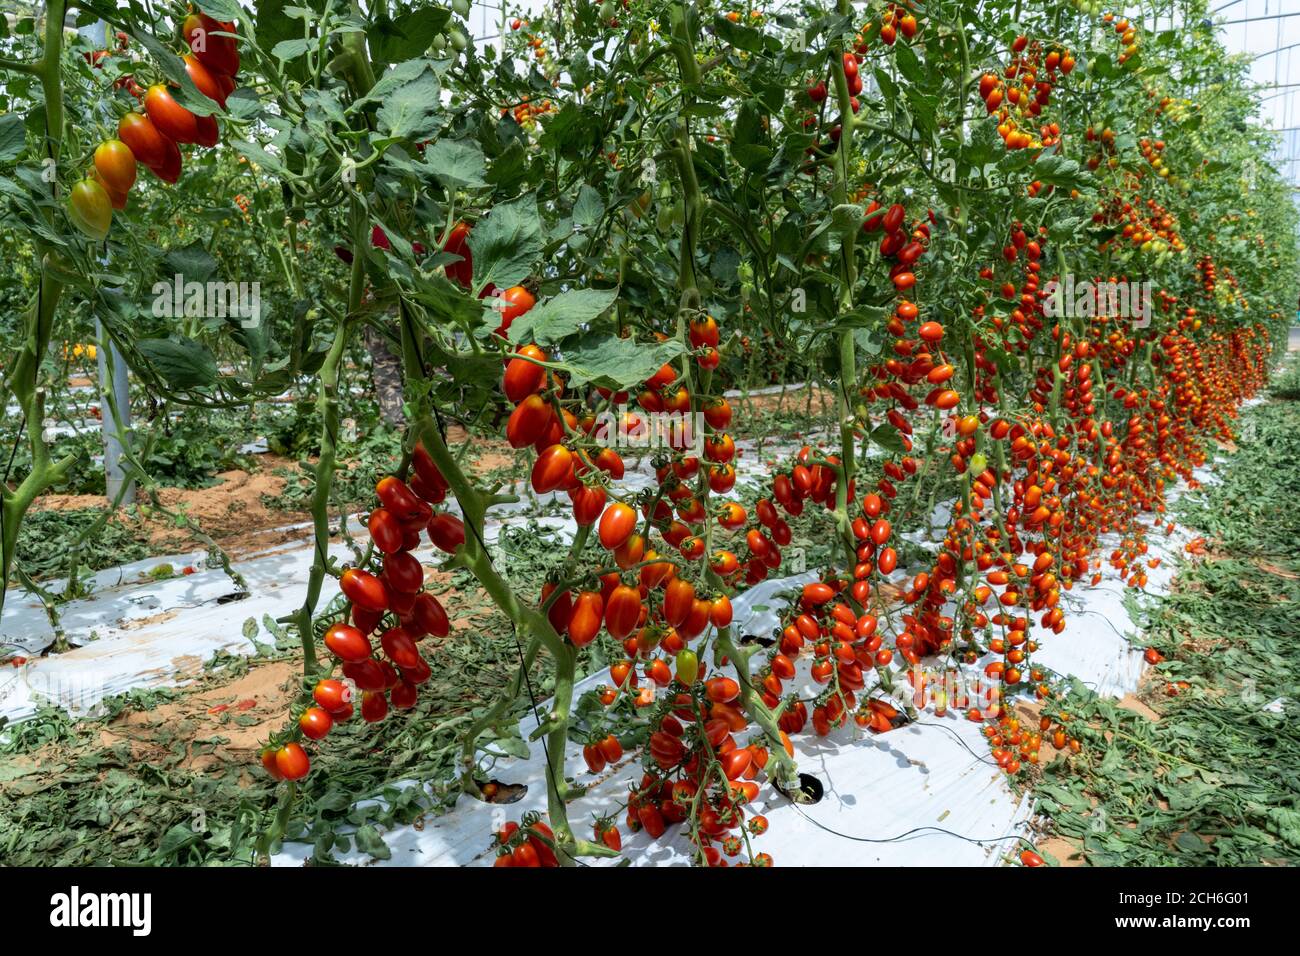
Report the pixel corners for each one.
[0,397,1249,866]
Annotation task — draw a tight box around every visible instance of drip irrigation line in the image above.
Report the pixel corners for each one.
[785,799,1031,850]
[911,719,1000,766]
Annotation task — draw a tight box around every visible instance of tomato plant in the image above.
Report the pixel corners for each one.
[1,0,1296,868]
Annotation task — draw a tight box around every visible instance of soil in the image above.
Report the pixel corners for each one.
[32,456,316,559]
[95,659,299,777]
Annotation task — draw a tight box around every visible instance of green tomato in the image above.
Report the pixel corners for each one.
[969,452,988,474]
[452,0,471,16]
[675,649,699,686]
[69,178,112,241]
[449,28,468,53]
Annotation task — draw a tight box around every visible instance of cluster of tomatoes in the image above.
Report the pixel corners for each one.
[262,449,460,782]
[1102,12,1142,65]
[69,14,238,241]
[857,3,919,48]
[1094,185,1185,257]
[978,35,1074,151]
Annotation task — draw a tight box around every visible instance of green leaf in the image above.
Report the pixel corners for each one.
[163,241,218,284]
[353,824,392,861]
[370,7,451,64]
[137,338,219,389]
[508,287,619,346]
[557,338,685,389]
[572,184,604,228]
[870,423,905,453]
[0,113,25,162]
[422,138,486,189]
[468,195,543,292]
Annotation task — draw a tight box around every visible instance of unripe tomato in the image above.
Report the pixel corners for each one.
[68,179,112,241]
[676,648,699,685]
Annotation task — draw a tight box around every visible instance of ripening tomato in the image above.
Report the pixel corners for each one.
[118,111,171,168]
[275,742,310,780]
[145,83,199,144]
[710,595,733,628]
[340,568,389,612]
[93,140,136,196]
[299,706,333,740]
[568,590,604,647]
[68,179,112,241]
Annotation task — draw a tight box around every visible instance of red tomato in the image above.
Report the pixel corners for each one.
[145,84,199,144]
[368,507,405,554]
[340,568,389,612]
[182,13,240,77]
[274,742,310,780]
[183,53,229,107]
[598,502,638,550]
[117,111,171,168]
[324,623,371,662]
[299,706,333,740]
[313,679,352,713]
